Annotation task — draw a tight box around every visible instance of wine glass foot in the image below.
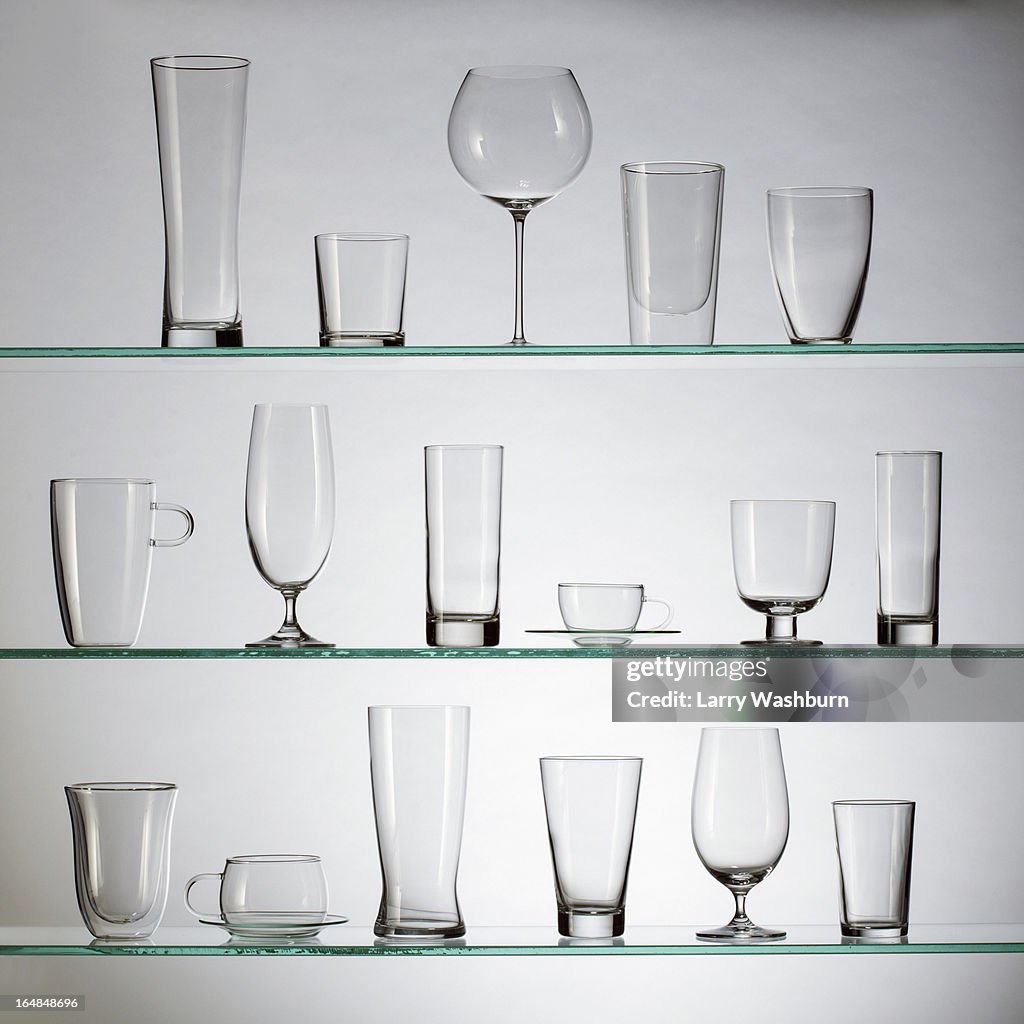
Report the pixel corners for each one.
[740,638,822,646]
[246,629,334,649]
[696,922,787,942]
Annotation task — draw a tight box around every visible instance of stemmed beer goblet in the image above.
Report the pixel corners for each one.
[691,727,789,942]
[731,499,836,645]
[447,66,592,345]
[245,403,335,647]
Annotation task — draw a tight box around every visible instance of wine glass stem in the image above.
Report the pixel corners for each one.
[766,614,797,641]
[511,209,528,345]
[730,889,753,928]
[280,588,301,634]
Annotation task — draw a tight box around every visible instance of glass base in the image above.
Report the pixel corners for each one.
[789,336,852,345]
[696,922,787,942]
[741,638,822,646]
[877,616,938,645]
[558,908,624,938]
[320,332,404,347]
[246,628,333,649]
[842,923,908,939]
[374,918,466,940]
[162,324,243,348]
[426,616,499,648]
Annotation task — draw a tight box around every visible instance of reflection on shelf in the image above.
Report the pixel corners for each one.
[1,924,1021,957]
[0,645,1022,660]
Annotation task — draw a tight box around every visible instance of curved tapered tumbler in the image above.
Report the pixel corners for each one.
[447,66,592,345]
[731,499,835,645]
[692,728,789,942]
[66,782,178,939]
[151,56,249,347]
[369,706,470,939]
[766,186,872,344]
[245,404,335,647]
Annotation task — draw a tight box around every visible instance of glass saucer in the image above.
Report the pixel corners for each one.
[525,629,681,648]
[199,913,348,940]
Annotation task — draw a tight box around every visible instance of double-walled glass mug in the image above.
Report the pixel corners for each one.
[50,479,195,647]
[558,584,673,632]
[621,161,725,345]
[766,186,873,344]
[185,854,328,927]
[540,756,642,938]
[65,782,178,940]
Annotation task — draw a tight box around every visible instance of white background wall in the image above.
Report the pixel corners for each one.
[1,0,1023,1021]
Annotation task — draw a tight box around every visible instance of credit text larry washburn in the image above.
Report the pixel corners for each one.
[625,690,850,712]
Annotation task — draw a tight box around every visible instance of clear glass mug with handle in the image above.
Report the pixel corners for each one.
[558,583,673,632]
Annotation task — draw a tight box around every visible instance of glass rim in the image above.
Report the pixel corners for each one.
[368,704,471,711]
[833,799,916,807]
[315,232,409,242]
[540,755,642,762]
[875,450,942,458]
[699,726,780,733]
[424,444,504,452]
[767,185,872,198]
[151,55,250,70]
[252,402,330,411]
[466,65,573,79]
[66,782,177,791]
[225,854,321,864]
[622,160,724,175]
[51,478,154,486]
[558,582,643,590]
[731,498,836,508]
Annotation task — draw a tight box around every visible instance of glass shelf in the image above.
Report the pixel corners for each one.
[1,343,1023,359]
[1,645,1022,660]
[1,925,1020,957]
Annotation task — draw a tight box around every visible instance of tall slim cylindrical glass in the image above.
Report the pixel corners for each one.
[151,56,249,348]
[65,782,178,939]
[621,161,724,345]
[833,800,915,938]
[369,706,470,939]
[540,756,642,938]
[876,451,942,645]
[425,444,503,647]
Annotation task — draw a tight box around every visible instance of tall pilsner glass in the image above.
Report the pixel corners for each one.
[369,706,470,939]
[152,56,249,347]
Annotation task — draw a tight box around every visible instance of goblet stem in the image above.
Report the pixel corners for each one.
[511,208,529,345]
[728,889,753,930]
[766,614,797,641]
[247,588,333,648]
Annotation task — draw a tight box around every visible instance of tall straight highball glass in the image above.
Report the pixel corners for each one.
[621,161,724,345]
[152,56,249,347]
[369,706,470,939]
[876,451,942,644]
[425,444,503,647]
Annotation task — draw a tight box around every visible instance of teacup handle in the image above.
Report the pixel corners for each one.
[640,596,673,631]
[184,872,222,919]
[152,502,195,548]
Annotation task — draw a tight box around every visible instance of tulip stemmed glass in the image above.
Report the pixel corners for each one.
[731,499,836,645]
[447,66,592,345]
[692,727,789,942]
[245,403,335,647]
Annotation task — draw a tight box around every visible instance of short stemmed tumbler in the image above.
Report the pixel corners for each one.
[692,727,789,942]
[731,499,836,645]
[766,186,873,344]
[245,404,335,647]
[447,66,592,345]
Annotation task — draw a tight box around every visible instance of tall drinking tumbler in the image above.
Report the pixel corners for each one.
[876,451,942,645]
[621,161,724,345]
[65,782,178,939]
[425,444,503,647]
[152,55,249,347]
[369,706,470,938]
[766,186,872,344]
[833,800,915,938]
[540,756,642,938]
[51,478,195,647]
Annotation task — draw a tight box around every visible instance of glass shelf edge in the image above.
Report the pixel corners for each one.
[2,343,1024,359]
[1,646,1022,660]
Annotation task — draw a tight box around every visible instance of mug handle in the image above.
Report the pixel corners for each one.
[151,502,195,548]
[639,596,673,631]
[184,872,222,919]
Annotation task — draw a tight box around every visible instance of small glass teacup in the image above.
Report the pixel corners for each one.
[558,583,673,645]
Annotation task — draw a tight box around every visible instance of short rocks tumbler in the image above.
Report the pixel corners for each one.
[425,444,503,647]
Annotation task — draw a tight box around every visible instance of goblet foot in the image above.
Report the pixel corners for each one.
[246,626,333,649]
[741,637,822,646]
[696,920,786,942]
